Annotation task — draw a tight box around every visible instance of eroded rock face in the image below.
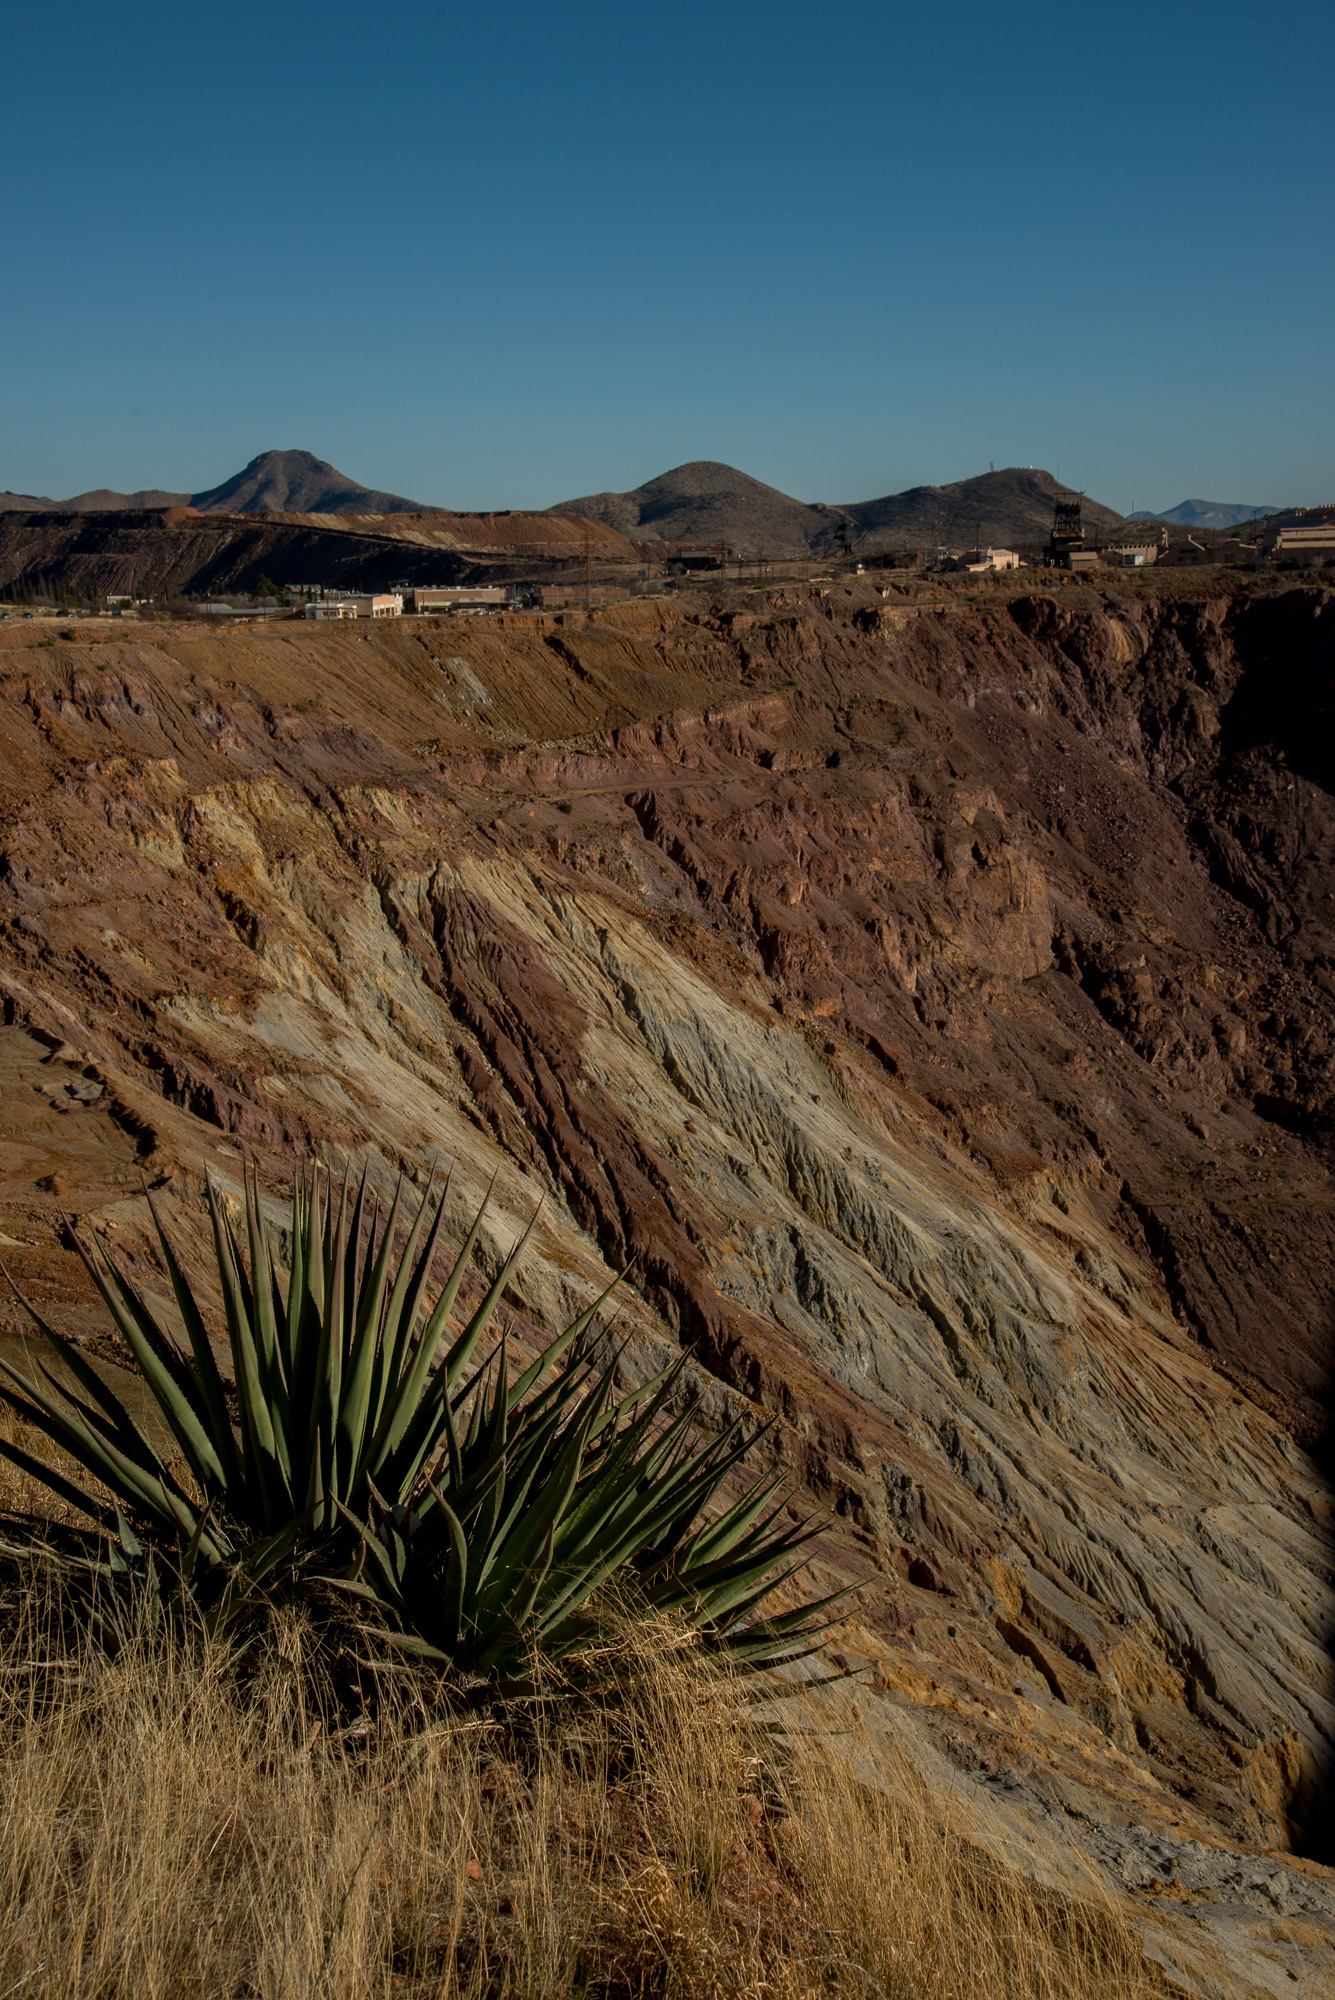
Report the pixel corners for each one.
[0,582,1330,1898]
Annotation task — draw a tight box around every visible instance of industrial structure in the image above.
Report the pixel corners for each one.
[1045,499,1087,568]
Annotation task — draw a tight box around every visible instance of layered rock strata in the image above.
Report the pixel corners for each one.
[0,577,1330,1990]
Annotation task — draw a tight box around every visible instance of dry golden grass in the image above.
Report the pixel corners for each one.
[0,1572,1160,2000]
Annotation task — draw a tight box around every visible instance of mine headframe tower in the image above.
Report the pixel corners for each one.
[1046,498,1086,568]
[821,515,858,569]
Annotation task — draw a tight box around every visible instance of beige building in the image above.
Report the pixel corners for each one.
[411,587,506,612]
[1106,544,1158,567]
[303,593,401,618]
[963,547,1022,571]
[1260,524,1335,562]
[1165,537,1264,567]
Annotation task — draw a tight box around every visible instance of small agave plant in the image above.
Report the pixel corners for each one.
[0,1161,839,1678]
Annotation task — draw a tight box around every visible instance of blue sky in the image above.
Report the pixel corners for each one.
[3,0,1330,513]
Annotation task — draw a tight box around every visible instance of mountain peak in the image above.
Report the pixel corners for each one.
[1131,498,1283,530]
[553,461,840,553]
[189,449,433,515]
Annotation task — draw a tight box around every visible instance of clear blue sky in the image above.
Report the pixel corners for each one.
[3,0,1330,514]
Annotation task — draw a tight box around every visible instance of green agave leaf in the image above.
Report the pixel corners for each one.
[207,1179,287,1520]
[378,1167,451,1395]
[143,1187,242,1494]
[661,1557,810,1632]
[558,1423,739,1579]
[0,1360,218,1558]
[472,1518,557,1673]
[340,1173,406,1472]
[0,1432,114,1527]
[728,1582,855,1640]
[69,1227,229,1496]
[319,1164,354,1503]
[0,1334,176,1504]
[557,1396,700,1557]
[343,1165,372,1367]
[464,1338,512,1565]
[477,1355,613,1604]
[364,1175,497,1477]
[441,1202,541,1393]
[503,1266,628,1412]
[472,1392,572,1560]
[2,1265,159,1460]
[288,1164,327,1422]
[677,1470,787,1569]
[423,1480,468,1648]
[243,1164,282,1391]
[369,1629,455,1665]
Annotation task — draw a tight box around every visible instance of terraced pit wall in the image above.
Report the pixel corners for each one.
[0,578,1330,1944]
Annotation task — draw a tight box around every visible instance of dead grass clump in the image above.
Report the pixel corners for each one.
[0,1583,1156,1999]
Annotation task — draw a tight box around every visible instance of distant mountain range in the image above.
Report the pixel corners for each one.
[554,462,1130,557]
[0,484,194,513]
[0,450,431,518]
[0,447,1297,555]
[1129,499,1283,531]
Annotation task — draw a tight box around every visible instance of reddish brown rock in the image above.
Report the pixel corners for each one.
[0,577,1330,1899]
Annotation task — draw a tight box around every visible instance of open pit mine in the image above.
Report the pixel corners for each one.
[0,572,1331,1995]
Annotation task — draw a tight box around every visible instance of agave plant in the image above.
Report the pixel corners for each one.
[343,1332,836,1678]
[0,1161,839,1675]
[0,1164,575,1593]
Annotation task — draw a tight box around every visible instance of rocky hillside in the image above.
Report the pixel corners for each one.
[0,573,1331,1991]
[554,460,845,556]
[557,462,1131,556]
[845,466,1128,551]
[0,505,638,600]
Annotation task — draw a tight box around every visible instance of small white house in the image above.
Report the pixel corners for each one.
[964,547,1022,572]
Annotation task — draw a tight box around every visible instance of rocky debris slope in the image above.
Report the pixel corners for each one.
[0,576,1330,1991]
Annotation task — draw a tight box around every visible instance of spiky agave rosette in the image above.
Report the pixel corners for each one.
[0,1162,844,1680]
